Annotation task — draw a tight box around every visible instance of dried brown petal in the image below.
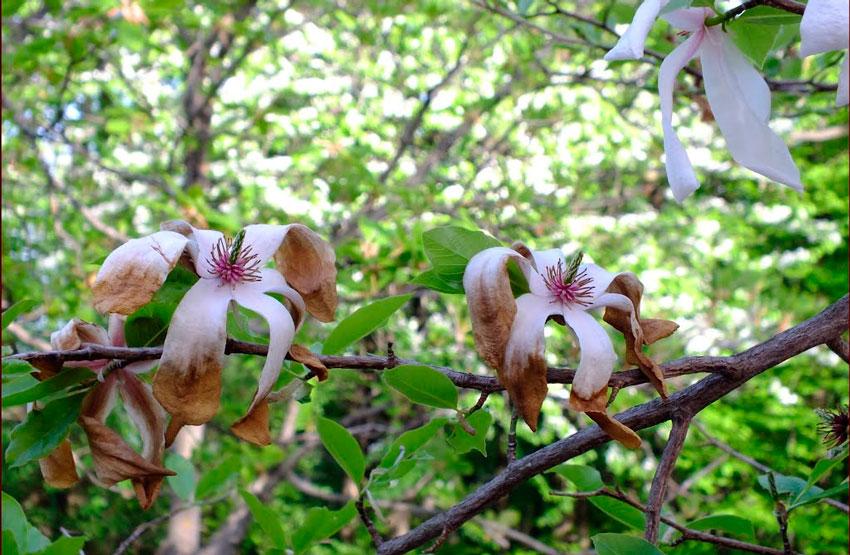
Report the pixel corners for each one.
[231,399,271,446]
[92,231,189,315]
[585,411,642,449]
[288,344,328,381]
[274,224,338,322]
[50,319,109,350]
[39,440,79,489]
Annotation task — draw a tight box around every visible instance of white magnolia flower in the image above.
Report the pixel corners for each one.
[92,221,337,446]
[800,0,849,106]
[463,243,676,448]
[605,4,803,201]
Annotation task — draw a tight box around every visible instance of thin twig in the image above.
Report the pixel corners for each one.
[356,496,384,547]
[507,405,519,464]
[767,473,794,554]
[644,414,691,544]
[466,392,490,415]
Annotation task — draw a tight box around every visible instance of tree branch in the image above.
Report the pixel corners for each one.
[644,414,690,544]
[373,296,848,554]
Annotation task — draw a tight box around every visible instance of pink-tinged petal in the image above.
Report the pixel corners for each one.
[563,309,617,402]
[604,0,667,61]
[658,30,705,202]
[503,293,562,431]
[117,369,169,508]
[799,0,849,57]
[837,55,849,106]
[662,7,712,32]
[107,314,126,347]
[701,29,803,191]
[93,231,189,315]
[234,268,307,329]
[527,248,563,296]
[82,373,119,422]
[153,279,230,435]
[51,318,109,350]
[230,290,295,445]
[242,224,288,265]
[463,247,535,372]
[123,360,159,374]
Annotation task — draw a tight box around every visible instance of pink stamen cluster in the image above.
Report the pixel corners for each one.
[542,260,593,306]
[206,236,262,285]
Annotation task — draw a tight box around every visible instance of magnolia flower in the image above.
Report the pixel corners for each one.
[800,0,849,106]
[92,221,337,446]
[605,3,803,201]
[39,316,171,509]
[463,243,677,448]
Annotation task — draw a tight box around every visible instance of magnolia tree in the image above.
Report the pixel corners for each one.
[1,0,848,554]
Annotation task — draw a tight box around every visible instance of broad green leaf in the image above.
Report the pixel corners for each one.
[2,375,40,399]
[195,455,241,499]
[291,501,356,554]
[5,393,85,467]
[789,482,849,510]
[411,269,460,294]
[2,299,38,330]
[383,365,458,409]
[2,359,37,379]
[686,514,755,539]
[240,490,286,546]
[794,445,848,504]
[757,472,808,497]
[2,367,92,408]
[589,497,646,530]
[379,418,448,468]
[729,21,796,69]
[740,6,802,25]
[447,410,492,455]
[554,464,605,492]
[2,492,50,553]
[37,536,87,555]
[322,294,411,355]
[2,530,20,555]
[316,416,366,484]
[421,226,500,287]
[125,267,197,347]
[591,533,664,555]
[165,453,197,502]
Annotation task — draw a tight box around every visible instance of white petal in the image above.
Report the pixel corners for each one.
[504,294,561,379]
[242,224,289,265]
[107,314,126,347]
[799,0,849,57]
[658,30,705,202]
[662,7,712,32]
[701,30,803,191]
[604,0,667,61]
[527,248,563,296]
[837,55,849,106]
[235,268,307,328]
[160,222,225,278]
[233,289,295,414]
[563,309,617,400]
[579,264,617,301]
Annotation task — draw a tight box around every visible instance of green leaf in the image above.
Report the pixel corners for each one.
[382,365,458,409]
[589,497,646,530]
[418,226,501,294]
[5,393,85,467]
[195,455,241,499]
[36,536,87,555]
[554,464,605,492]
[789,482,849,511]
[659,0,693,16]
[739,6,802,25]
[316,416,366,485]
[322,294,411,355]
[124,267,197,347]
[2,531,20,555]
[291,501,356,554]
[2,492,50,553]
[2,299,39,329]
[2,368,92,408]
[794,445,848,504]
[377,417,448,477]
[165,453,197,502]
[2,359,37,379]
[686,514,755,539]
[447,410,492,455]
[240,490,287,546]
[2,375,40,399]
[591,533,664,555]
[411,269,461,294]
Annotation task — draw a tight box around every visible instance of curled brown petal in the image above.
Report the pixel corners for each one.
[230,398,271,446]
[274,224,338,322]
[289,344,328,381]
[39,440,79,489]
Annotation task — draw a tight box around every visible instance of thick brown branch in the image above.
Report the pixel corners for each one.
[645,414,691,543]
[373,296,848,554]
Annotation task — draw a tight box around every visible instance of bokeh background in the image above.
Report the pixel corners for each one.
[2,0,847,553]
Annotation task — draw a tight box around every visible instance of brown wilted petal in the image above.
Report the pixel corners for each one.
[585,410,642,449]
[92,231,189,315]
[641,318,679,345]
[82,373,119,422]
[50,319,110,350]
[79,416,174,509]
[603,273,669,398]
[117,370,168,509]
[462,247,533,372]
[289,344,328,381]
[153,279,228,431]
[39,440,79,489]
[273,224,338,322]
[230,399,271,446]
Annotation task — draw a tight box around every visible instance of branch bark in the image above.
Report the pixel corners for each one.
[644,414,690,543]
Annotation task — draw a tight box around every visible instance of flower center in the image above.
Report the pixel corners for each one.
[542,252,593,306]
[206,230,262,285]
